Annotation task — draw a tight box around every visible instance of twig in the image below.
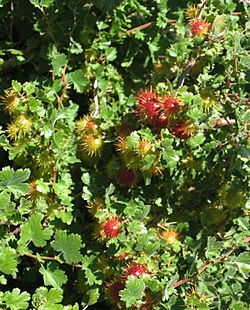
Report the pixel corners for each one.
[211,118,236,127]
[119,20,176,36]
[198,247,237,273]
[91,79,99,117]
[57,64,68,110]
[171,245,240,289]
[23,252,83,269]
[10,227,20,236]
[23,252,58,262]
[177,59,196,87]
[198,0,207,19]
[172,277,194,289]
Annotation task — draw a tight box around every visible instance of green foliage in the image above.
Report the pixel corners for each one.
[52,230,83,264]
[19,212,53,249]
[0,246,18,276]
[0,0,249,309]
[120,277,146,308]
[0,167,30,199]
[1,288,30,310]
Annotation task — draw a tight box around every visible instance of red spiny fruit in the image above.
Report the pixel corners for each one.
[124,264,147,279]
[162,96,181,118]
[136,90,161,121]
[106,281,125,302]
[117,168,137,187]
[171,120,195,139]
[102,217,121,239]
[190,19,210,36]
[154,114,169,130]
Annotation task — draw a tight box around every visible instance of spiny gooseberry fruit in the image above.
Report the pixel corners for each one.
[143,159,164,176]
[115,136,130,154]
[6,115,32,140]
[136,89,161,121]
[123,264,147,279]
[152,114,169,131]
[136,138,152,158]
[162,230,179,244]
[185,6,199,19]
[199,88,217,112]
[75,115,98,136]
[80,134,103,156]
[86,198,104,216]
[171,120,195,139]
[190,19,210,36]
[6,122,19,140]
[106,281,125,303]
[16,115,33,132]
[116,168,138,187]
[101,217,121,239]
[162,96,182,118]
[0,89,24,115]
[186,286,207,305]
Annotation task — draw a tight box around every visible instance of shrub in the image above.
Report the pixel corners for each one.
[0,0,249,309]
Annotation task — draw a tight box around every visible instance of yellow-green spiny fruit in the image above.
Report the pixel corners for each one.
[6,114,32,140]
[185,6,199,20]
[86,198,105,216]
[135,137,152,158]
[0,89,25,115]
[200,88,218,112]
[80,133,103,157]
[75,115,98,137]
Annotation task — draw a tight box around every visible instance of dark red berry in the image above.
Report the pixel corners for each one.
[102,218,120,238]
[124,264,147,279]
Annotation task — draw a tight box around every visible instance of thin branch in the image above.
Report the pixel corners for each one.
[171,245,242,289]
[198,247,236,273]
[211,118,236,127]
[119,20,176,36]
[23,252,83,269]
[198,0,208,19]
[91,79,99,117]
[177,59,196,87]
[23,252,58,262]
[172,277,194,289]
[57,64,68,110]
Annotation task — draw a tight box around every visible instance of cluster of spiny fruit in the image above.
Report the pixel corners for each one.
[87,207,179,307]
[76,89,196,186]
[136,89,195,139]
[0,89,33,141]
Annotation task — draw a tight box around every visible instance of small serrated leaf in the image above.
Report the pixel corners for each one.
[3,288,30,310]
[19,213,53,248]
[52,230,83,264]
[120,277,145,308]
[228,252,250,279]
[67,70,89,93]
[0,167,30,199]
[39,264,68,288]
